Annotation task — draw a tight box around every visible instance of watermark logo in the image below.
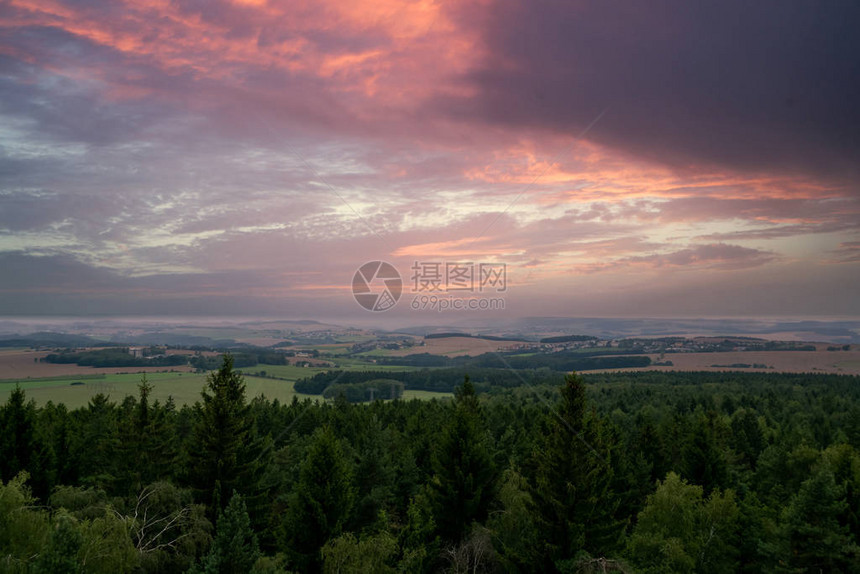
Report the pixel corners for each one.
[410,262,507,293]
[353,261,506,312]
[352,261,403,312]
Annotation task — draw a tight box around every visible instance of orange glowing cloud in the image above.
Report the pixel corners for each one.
[393,236,512,259]
[2,0,482,113]
[464,137,844,208]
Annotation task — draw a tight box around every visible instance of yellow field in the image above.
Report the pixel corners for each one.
[606,350,860,375]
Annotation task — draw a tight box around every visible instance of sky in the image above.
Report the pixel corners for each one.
[0,0,858,322]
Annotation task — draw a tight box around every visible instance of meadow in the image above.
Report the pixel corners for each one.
[0,362,449,408]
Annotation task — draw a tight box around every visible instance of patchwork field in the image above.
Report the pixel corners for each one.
[635,349,860,375]
[387,336,514,357]
[0,349,195,379]
[0,356,451,408]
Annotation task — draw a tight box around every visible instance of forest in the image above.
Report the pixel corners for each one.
[1,356,859,573]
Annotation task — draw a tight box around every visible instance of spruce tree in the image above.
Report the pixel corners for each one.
[73,394,119,488]
[730,409,764,470]
[116,376,175,493]
[281,425,355,573]
[186,354,259,514]
[195,491,259,574]
[530,372,622,570]
[427,376,496,543]
[681,417,728,495]
[779,468,859,571]
[1,385,53,499]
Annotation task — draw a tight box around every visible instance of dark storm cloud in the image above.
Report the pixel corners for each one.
[446,0,860,183]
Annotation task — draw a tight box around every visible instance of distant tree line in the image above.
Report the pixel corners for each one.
[294,367,568,394]
[373,351,652,371]
[322,379,405,403]
[424,333,529,342]
[44,348,187,368]
[539,334,599,343]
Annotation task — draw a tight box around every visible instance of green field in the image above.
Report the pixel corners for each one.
[353,348,395,357]
[0,366,450,408]
[313,344,354,355]
[0,371,317,409]
[836,360,860,370]
[329,358,420,371]
[244,360,418,379]
[245,363,328,380]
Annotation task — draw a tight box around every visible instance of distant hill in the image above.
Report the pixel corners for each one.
[424,332,529,342]
[0,332,106,348]
[109,332,236,347]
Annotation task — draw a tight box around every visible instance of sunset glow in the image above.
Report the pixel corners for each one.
[1,0,857,319]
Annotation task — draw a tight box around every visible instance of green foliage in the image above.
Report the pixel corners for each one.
[76,508,139,573]
[193,492,259,574]
[681,415,728,494]
[0,386,52,499]
[772,467,860,571]
[115,376,177,493]
[3,369,860,572]
[322,379,404,402]
[0,472,51,570]
[729,409,764,469]
[530,373,623,570]
[281,426,355,572]
[186,354,260,512]
[397,490,439,573]
[822,443,860,542]
[321,531,397,574]
[123,482,212,573]
[427,377,496,543]
[33,512,83,574]
[49,485,108,521]
[486,469,540,571]
[628,472,739,574]
[73,393,120,489]
[44,348,187,368]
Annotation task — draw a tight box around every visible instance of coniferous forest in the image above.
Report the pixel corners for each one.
[2,356,860,573]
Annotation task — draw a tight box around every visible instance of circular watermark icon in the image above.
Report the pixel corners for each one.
[352,261,402,312]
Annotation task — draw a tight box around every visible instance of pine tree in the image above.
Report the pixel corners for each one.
[730,409,764,470]
[0,385,35,481]
[73,394,119,488]
[530,372,622,570]
[42,402,76,487]
[194,491,260,574]
[116,376,156,492]
[1,385,53,499]
[186,354,259,514]
[779,468,859,571]
[822,444,860,545]
[351,415,396,529]
[281,425,355,573]
[427,376,496,543]
[681,418,728,495]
